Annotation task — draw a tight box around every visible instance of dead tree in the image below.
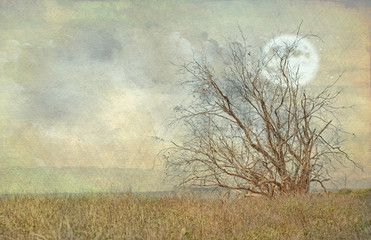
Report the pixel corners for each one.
[164,30,360,197]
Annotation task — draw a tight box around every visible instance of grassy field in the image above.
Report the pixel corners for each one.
[0,190,370,239]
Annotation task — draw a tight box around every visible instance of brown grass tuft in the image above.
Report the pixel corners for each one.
[0,191,370,239]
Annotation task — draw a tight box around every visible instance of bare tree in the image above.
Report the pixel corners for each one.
[164,28,360,197]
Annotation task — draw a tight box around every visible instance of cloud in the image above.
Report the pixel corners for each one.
[88,30,122,62]
[61,28,123,63]
[16,24,157,131]
[24,79,95,126]
[168,32,194,60]
[168,31,224,63]
[9,24,176,162]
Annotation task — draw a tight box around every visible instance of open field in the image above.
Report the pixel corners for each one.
[0,189,370,240]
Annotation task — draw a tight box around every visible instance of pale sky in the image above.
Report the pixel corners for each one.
[0,0,369,190]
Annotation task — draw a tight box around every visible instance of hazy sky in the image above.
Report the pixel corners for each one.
[0,0,369,188]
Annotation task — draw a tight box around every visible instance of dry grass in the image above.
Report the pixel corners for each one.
[0,190,370,239]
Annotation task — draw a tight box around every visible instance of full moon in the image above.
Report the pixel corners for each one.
[262,35,319,85]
